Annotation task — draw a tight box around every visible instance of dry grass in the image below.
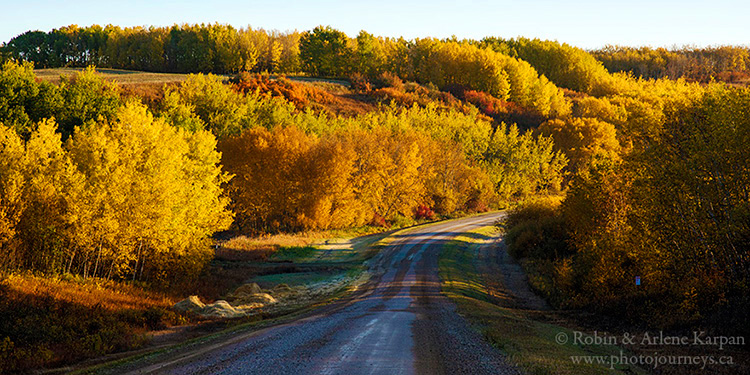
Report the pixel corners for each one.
[34,68,229,86]
[285,76,352,91]
[0,273,189,372]
[232,73,374,117]
[0,273,175,311]
[321,92,376,116]
[217,227,384,262]
[217,231,322,262]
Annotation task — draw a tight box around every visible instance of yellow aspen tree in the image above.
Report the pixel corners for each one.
[67,115,126,278]
[68,102,231,280]
[538,117,621,175]
[0,124,26,270]
[382,133,426,218]
[17,119,81,272]
[298,137,363,229]
[347,129,392,221]
[220,126,315,232]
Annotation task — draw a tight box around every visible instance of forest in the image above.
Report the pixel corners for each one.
[3,23,749,84]
[0,23,748,370]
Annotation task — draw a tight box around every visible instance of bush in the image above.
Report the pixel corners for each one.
[231,72,334,111]
[375,71,404,90]
[503,197,570,260]
[414,205,435,220]
[390,214,415,228]
[370,213,388,228]
[349,72,371,93]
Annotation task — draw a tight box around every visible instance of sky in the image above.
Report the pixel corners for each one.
[1,0,749,49]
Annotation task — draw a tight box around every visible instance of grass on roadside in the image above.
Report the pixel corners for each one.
[270,246,318,261]
[79,226,413,374]
[0,273,192,373]
[244,225,411,292]
[3,220,438,374]
[2,273,175,311]
[217,224,419,264]
[438,226,647,375]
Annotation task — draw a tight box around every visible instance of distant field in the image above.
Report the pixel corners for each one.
[33,68,351,88]
[34,67,215,85]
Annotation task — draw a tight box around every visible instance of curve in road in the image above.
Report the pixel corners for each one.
[130,212,519,375]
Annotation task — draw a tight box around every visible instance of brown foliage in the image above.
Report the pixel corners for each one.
[369,81,472,115]
[460,89,544,128]
[230,72,374,116]
[119,82,173,111]
[231,72,334,110]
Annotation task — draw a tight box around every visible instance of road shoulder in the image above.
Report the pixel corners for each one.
[438,225,648,375]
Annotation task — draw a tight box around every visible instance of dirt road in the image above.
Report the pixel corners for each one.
[126,212,519,375]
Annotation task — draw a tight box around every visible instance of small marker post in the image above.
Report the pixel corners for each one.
[635,276,641,286]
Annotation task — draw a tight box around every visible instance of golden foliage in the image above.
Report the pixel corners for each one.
[0,101,232,281]
[538,117,621,175]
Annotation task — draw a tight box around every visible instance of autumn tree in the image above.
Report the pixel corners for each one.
[422,140,493,214]
[408,39,511,99]
[482,124,566,204]
[274,30,302,73]
[165,24,214,73]
[538,117,620,175]
[104,26,167,71]
[481,37,620,96]
[161,73,298,137]
[354,31,386,79]
[64,102,232,281]
[636,86,750,303]
[14,119,80,272]
[221,126,320,232]
[0,124,26,271]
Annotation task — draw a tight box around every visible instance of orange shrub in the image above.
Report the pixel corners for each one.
[462,89,544,128]
[231,72,334,110]
[414,205,435,220]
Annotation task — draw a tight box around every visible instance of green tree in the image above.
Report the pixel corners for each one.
[0,61,62,137]
[299,26,352,77]
[56,67,121,138]
[165,24,214,73]
[482,124,566,204]
[6,31,52,67]
[162,73,298,137]
[354,31,386,78]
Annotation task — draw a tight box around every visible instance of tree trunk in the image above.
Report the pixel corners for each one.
[133,239,143,282]
[93,243,102,278]
[66,248,76,274]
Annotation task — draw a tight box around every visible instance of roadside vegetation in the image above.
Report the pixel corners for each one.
[0,22,748,372]
[0,224,405,373]
[503,86,750,336]
[0,273,184,371]
[439,225,646,375]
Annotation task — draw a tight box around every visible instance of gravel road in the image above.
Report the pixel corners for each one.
[128,212,519,375]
